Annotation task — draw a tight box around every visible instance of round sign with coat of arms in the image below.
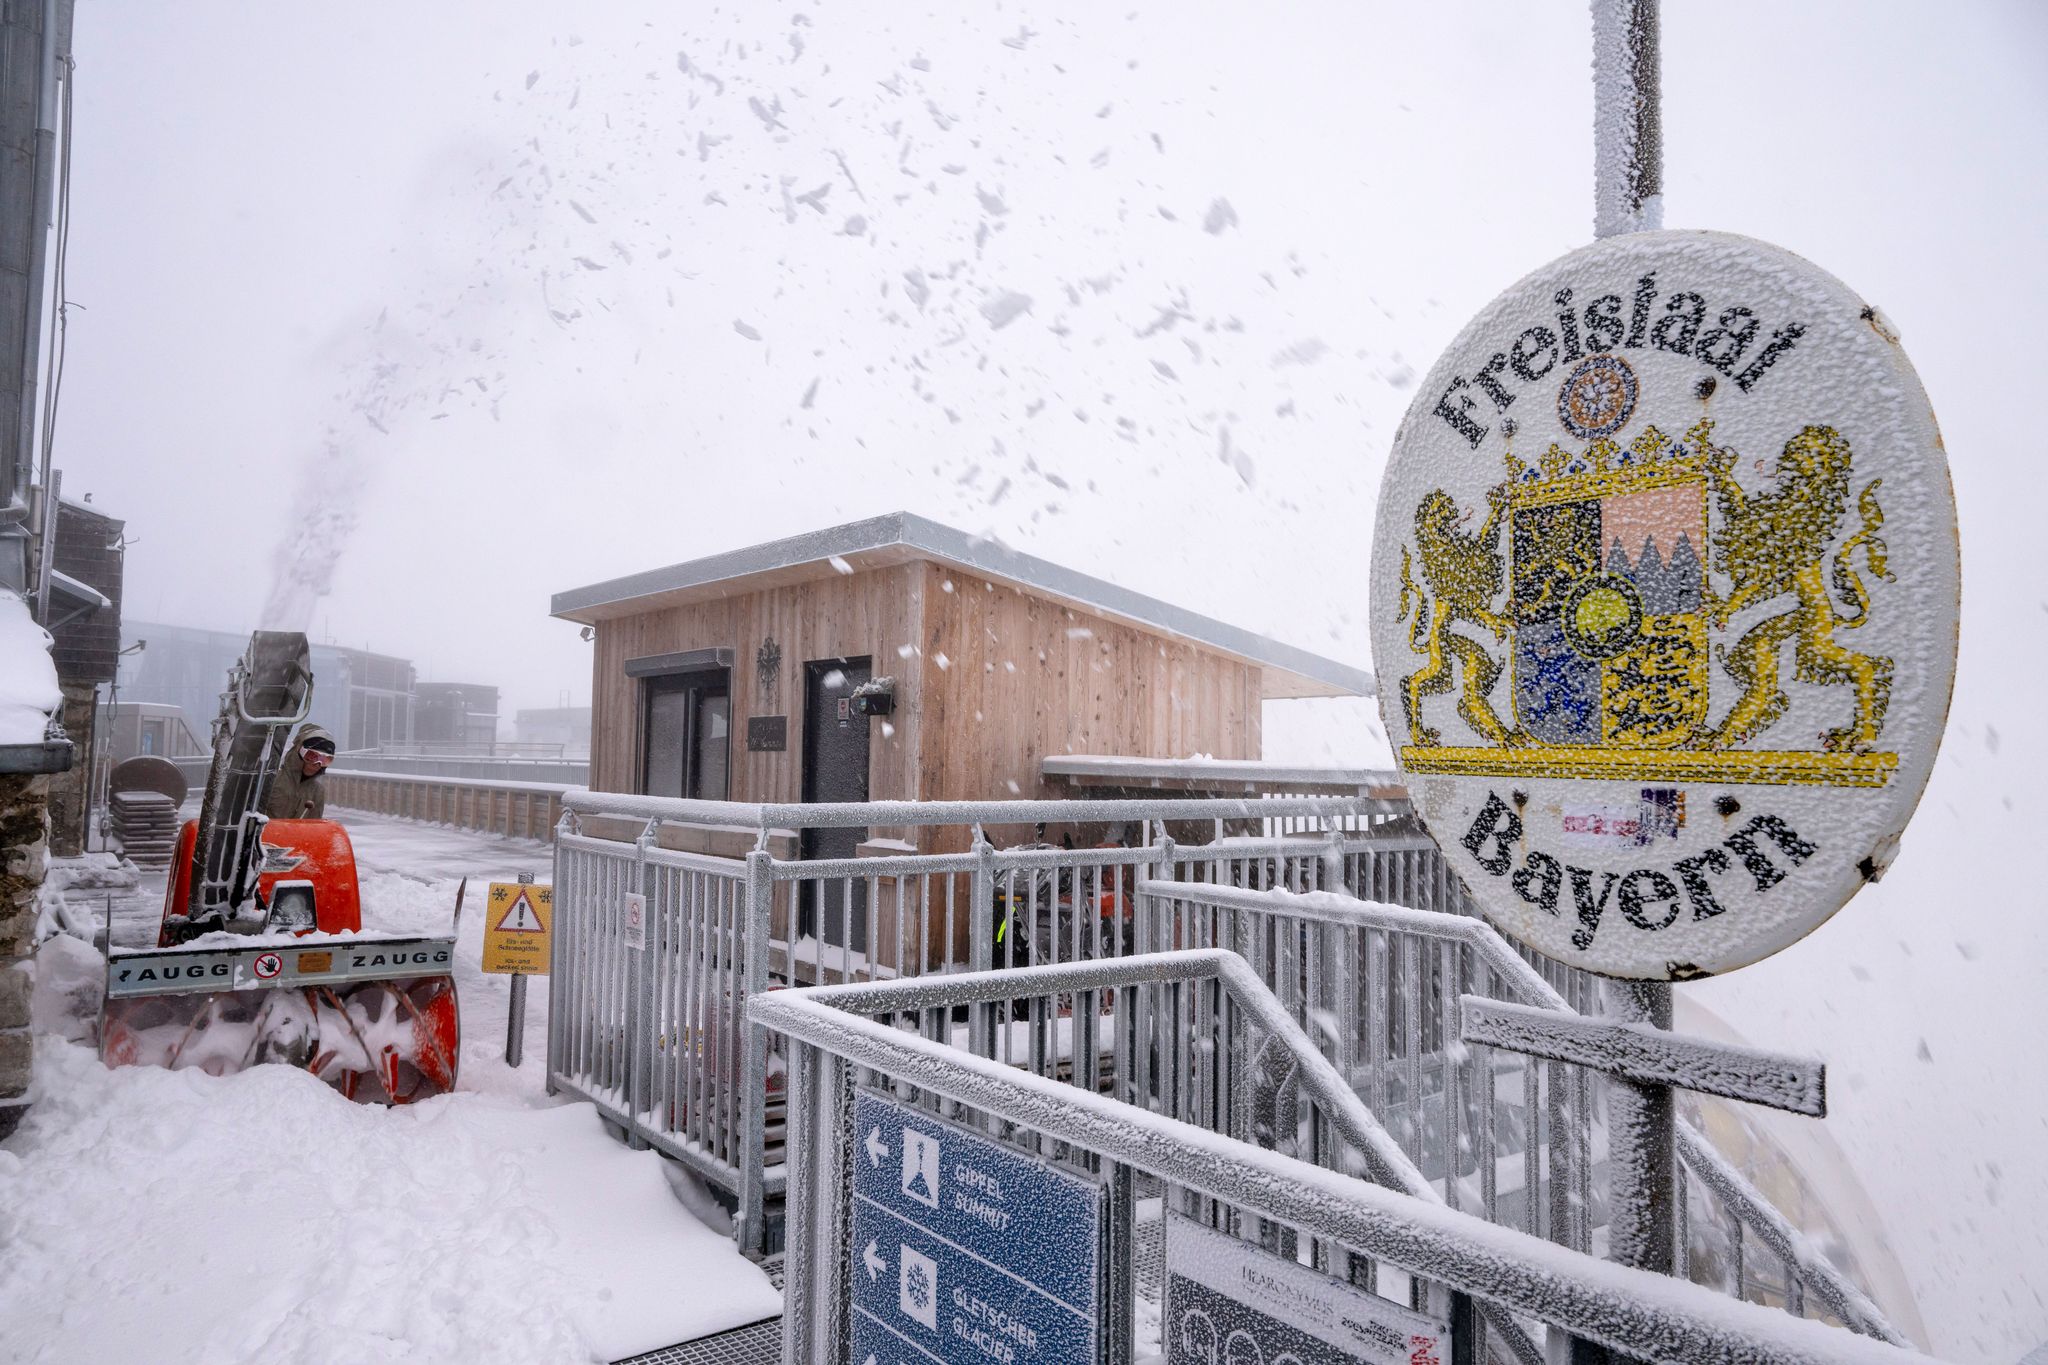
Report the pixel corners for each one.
[1369,230,1958,980]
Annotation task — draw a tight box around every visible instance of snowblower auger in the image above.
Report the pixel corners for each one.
[98,630,462,1104]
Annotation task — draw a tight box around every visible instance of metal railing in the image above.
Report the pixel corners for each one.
[544,786,1907,1348]
[547,821,775,1234]
[755,951,1936,1365]
[548,791,1412,1251]
[325,769,572,841]
[1135,877,1905,1344]
[1135,878,1586,1241]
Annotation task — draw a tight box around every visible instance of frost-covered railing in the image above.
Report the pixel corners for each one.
[548,821,773,1225]
[326,769,573,842]
[1135,879,1592,1244]
[754,952,1937,1365]
[548,791,1429,1252]
[1135,878,1906,1346]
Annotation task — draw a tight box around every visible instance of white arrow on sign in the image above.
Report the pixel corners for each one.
[865,1125,889,1168]
[863,1356,877,1365]
[862,1239,888,1283]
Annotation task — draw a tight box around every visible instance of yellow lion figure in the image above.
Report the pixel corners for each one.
[1703,424,1895,752]
[1398,485,1517,746]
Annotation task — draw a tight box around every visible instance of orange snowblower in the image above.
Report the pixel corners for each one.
[99,631,461,1103]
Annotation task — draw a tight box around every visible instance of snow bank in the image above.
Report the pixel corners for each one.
[7,821,780,1363]
[0,591,59,745]
[0,1039,780,1365]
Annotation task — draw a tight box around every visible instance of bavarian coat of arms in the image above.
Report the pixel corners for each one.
[1396,414,1897,787]
[1370,230,1956,979]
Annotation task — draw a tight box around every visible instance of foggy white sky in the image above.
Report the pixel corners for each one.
[61,3,2041,726]
[53,3,2048,1356]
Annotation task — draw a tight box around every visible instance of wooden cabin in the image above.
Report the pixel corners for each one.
[555,509,1364,811]
[553,512,1368,970]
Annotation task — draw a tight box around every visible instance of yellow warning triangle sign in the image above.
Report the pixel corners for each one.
[495,888,545,934]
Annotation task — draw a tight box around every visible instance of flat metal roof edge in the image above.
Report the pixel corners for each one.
[1042,755,1404,787]
[49,569,111,612]
[0,738,73,774]
[551,511,1374,699]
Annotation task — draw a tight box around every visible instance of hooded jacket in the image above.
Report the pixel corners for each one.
[262,723,336,820]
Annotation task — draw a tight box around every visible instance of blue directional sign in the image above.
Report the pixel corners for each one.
[849,1090,1104,1365]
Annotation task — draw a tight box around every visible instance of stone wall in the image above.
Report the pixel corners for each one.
[45,681,95,858]
[0,772,48,1140]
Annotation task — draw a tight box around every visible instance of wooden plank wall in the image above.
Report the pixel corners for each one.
[916,562,1262,816]
[588,557,1264,839]
[588,563,926,803]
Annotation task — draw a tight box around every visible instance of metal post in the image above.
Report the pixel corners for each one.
[627,819,658,1151]
[968,834,995,1058]
[506,870,534,1068]
[1581,9,1669,1359]
[545,810,575,1095]
[1599,978,1675,1273]
[32,465,54,621]
[1561,979,1674,1365]
[1592,0,1674,1275]
[506,974,527,1067]
[816,1053,852,1365]
[1104,1161,1136,1365]
[0,0,64,597]
[737,847,773,1254]
[1591,0,1662,238]
[782,1040,820,1365]
[1592,0,1680,1274]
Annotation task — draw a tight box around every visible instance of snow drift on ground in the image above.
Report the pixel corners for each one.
[1,817,780,1364]
[0,1041,778,1364]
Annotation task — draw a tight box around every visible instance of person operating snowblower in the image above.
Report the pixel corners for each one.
[263,724,336,820]
[98,633,460,1103]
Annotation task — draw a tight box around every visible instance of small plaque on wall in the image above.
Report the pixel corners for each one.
[747,716,788,752]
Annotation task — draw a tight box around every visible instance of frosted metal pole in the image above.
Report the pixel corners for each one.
[1595,979,1675,1273]
[1590,0,1679,1342]
[1592,0,1662,237]
[506,871,534,1067]
[506,975,527,1067]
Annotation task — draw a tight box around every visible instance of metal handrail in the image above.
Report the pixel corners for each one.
[1138,878,1571,1011]
[752,952,1940,1365]
[1677,1125,1904,1343]
[562,788,1404,832]
[789,948,1429,1199]
[1138,877,1910,1347]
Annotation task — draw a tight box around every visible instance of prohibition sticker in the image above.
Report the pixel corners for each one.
[1370,230,1958,980]
[252,952,283,981]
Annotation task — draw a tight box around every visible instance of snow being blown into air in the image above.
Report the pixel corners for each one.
[219,7,1427,728]
[258,434,365,632]
[257,150,550,632]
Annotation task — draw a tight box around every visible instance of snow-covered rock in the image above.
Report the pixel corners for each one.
[0,592,58,747]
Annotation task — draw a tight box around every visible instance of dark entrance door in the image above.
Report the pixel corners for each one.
[642,669,731,800]
[800,657,871,953]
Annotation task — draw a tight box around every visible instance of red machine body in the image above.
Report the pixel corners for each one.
[158,818,364,942]
[105,813,461,1103]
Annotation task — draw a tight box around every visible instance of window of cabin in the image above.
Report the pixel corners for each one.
[640,667,731,800]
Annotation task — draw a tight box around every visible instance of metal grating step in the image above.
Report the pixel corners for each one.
[612,1258,785,1365]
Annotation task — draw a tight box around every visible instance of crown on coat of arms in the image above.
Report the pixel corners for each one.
[1501,418,1726,489]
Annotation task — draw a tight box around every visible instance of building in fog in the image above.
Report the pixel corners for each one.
[119,623,417,753]
[414,682,500,747]
[44,497,125,855]
[514,705,591,758]
[106,702,204,761]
